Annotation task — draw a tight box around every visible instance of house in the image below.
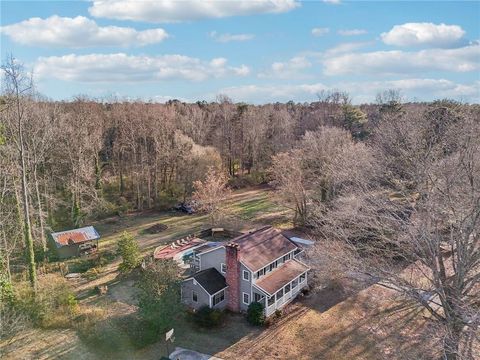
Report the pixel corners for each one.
[181,226,310,317]
[50,226,100,259]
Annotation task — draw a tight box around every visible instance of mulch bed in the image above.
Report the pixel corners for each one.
[144,223,168,234]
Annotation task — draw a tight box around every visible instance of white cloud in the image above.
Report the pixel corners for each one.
[218,79,479,104]
[149,95,190,103]
[341,78,479,103]
[323,0,341,4]
[209,31,254,43]
[381,22,466,48]
[232,65,251,76]
[338,29,368,36]
[323,44,480,76]
[311,27,330,37]
[0,15,168,47]
[259,56,311,78]
[324,41,372,56]
[218,83,328,103]
[89,0,300,23]
[34,53,250,82]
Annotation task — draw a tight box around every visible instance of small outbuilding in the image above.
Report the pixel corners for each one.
[50,226,100,259]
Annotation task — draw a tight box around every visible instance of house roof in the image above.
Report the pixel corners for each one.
[51,226,100,248]
[231,226,298,272]
[191,268,227,295]
[254,259,310,296]
[194,242,223,255]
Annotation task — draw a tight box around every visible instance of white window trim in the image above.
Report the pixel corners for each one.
[242,292,250,305]
[212,289,226,306]
[221,263,227,274]
[255,249,297,280]
[192,290,198,302]
[242,270,250,281]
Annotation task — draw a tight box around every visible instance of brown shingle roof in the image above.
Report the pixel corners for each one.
[231,226,298,271]
[254,259,310,295]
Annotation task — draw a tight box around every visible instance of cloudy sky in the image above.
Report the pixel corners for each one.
[1,0,479,104]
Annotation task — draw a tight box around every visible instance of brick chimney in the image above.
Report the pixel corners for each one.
[225,243,240,312]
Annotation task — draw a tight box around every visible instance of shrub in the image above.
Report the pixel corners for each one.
[117,231,141,272]
[274,309,282,319]
[77,317,132,357]
[14,274,78,328]
[0,276,30,342]
[193,306,225,328]
[76,313,161,354]
[247,302,265,325]
[68,257,98,273]
[82,267,101,280]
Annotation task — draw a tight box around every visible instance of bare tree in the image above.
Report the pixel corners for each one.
[1,56,37,290]
[317,104,480,359]
[192,167,231,226]
[270,150,309,226]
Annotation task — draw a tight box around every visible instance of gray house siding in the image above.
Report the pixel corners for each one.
[57,245,80,259]
[181,279,228,310]
[181,279,211,310]
[239,263,253,312]
[198,247,226,273]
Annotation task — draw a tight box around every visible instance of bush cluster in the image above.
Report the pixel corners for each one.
[247,302,265,325]
[193,305,225,328]
[13,274,78,329]
[76,314,164,357]
[228,171,269,189]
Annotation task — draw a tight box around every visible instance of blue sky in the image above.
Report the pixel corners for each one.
[1,0,479,103]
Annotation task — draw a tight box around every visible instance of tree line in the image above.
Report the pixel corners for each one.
[270,95,479,359]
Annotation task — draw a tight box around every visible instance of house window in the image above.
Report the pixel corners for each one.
[221,263,227,274]
[300,273,306,282]
[192,291,198,302]
[268,263,274,272]
[283,253,290,262]
[292,278,298,288]
[268,296,275,306]
[285,283,291,293]
[213,290,225,306]
[243,292,250,305]
[254,293,264,302]
[243,270,250,281]
[276,289,283,300]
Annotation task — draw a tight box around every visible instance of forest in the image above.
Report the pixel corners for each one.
[1,58,479,360]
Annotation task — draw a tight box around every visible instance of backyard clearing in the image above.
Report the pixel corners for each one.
[4,186,474,360]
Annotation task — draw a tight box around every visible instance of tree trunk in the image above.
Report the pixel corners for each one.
[119,152,124,195]
[33,155,47,257]
[12,180,25,248]
[2,227,12,282]
[94,154,102,191]
[444,324,462,360]
[18,103,37,291]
